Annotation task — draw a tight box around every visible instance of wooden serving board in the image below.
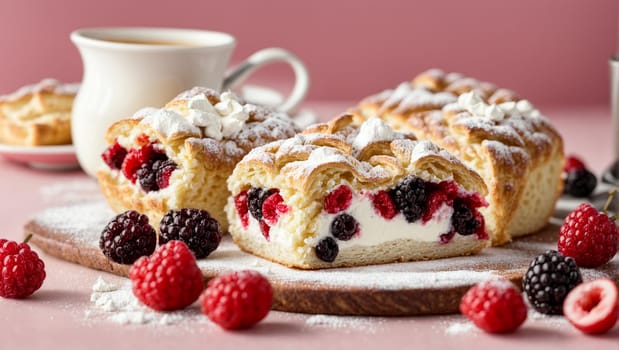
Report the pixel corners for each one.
[24,201,619,316]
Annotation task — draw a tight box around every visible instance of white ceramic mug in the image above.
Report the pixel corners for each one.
[71,27,310,177]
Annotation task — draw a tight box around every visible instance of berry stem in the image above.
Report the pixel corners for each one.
[602,188,617,219]
[23,233,33,244]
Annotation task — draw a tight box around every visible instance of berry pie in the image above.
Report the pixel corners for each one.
[352,69,564,245]
[97,88,298,232]
[226,114,489,269]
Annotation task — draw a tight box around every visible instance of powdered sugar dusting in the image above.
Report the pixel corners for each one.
[0,79,80,102]
[39,179,102,204]
[86,276,213,327]
[305,315,384,333]
[28,201,114,246]
[33,201,619,291]
[444,321,476,335]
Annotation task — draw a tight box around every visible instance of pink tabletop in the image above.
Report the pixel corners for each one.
[0,102,617,350]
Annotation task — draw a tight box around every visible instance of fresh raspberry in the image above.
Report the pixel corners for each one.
[201,270,272,330]
[262,191,289,225]
[330,213,359,241]
[564,155,586,173]
[101,141,127,170]
[558,202,619,268]
[99,210,157,264]
[324,185,353,214]
[563,169,597,197]
[460,278,527,333]
[121,144,157,183]
[259,220,271,240]
[371,190,398,220]
[159,209,222,259]
[234,191,249,228]
[315,237,339,262]
[0,237,46,298]
[563,278,619,334]
[130,241,204,311]
[389,176,427,223]
[523,250,582,315]
[423,190,452,222]
[155,159,177,189]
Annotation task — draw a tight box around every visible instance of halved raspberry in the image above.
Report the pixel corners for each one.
[423,190,451,222]
[121,144,156,183]
[460,278,527,333]
[248,188,273,220]
[156,159,177,189]
[101,141,127,170]
[371,190,397,220]
[563,278,618,334]
[262,192,289,225]
[324,185,353,214]
[259,220,270,241]
[234,191,249,228]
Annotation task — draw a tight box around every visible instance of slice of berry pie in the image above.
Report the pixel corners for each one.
[226,114,489,269]
[97,88,298,232]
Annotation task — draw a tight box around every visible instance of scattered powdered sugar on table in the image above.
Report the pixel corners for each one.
[39,179,103,205]
[86,276,212,328]
[305,315,384,333]
[444,321,476,336]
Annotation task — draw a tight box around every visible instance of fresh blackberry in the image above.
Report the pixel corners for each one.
[247,187,272,220]
[452,199,480,236]
[330,213,359,241]
[563,168,597,197]
[159,208,222,259]
[523,250,583,315]
[389,176,427,223]
[137,161,158,192]
[315,237,339,262]
[100,210,157,264]
[136,153,171,193]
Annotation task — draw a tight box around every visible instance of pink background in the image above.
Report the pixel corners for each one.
[1,0,617,106]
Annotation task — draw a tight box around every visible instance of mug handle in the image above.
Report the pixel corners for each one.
[222,48,310,113]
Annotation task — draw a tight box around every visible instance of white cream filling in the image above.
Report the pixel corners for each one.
[307,192,453,249]
[241,189,456,252]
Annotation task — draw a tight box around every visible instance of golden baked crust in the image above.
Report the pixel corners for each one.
[352,69,564,245]
[0,79,78,146]
[97,87,298,232]
[227,114,489,269]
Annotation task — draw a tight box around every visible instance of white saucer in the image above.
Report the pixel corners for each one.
[0,143,80,170]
